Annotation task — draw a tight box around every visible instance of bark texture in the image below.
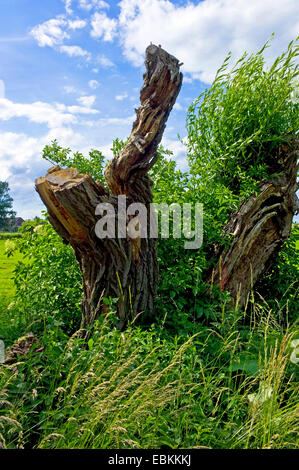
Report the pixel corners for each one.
[35,45,183,329]
[208,138,298,307]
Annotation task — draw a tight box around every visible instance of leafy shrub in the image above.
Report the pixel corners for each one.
[12,219,82,335]
[42,139,107,184]
[0,232,22,240]
[187,36,299,201]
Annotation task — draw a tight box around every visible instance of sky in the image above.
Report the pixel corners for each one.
[0,0,298,219]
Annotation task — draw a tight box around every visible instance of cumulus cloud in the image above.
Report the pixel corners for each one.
[32,1,298,83]
[0,80,5,99]
[90,12,118,42]
[173,102,183,111]
[97,54,115,68]
[30,17,70,47]
[78,0,109,10]
[64,85,77,94]
[60,45,91,59]
[0,132,41,178]
[0,126,88,218]
[77,95,96,107]
[95,115,135,126]
[88,79,100,89]
[161,137,188,170]
[63,0,73,15]
[68,19,87,29]
[117,0,299,83]
[115,92,128,101]
[30,16,88,59]
[0,97,98,129]
[0,131,47,218]
[0,99,75,128]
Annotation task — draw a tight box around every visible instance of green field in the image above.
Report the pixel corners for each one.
[0,238,23,302]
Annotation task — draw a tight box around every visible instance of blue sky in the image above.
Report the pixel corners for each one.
[0,0,298,219]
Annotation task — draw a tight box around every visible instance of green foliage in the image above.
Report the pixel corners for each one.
[42,139,106,183]
[11,218,82,336]
[0,232,23,240]
[182,37,299,306]
[187,36,299,201]
[0,181,15,231]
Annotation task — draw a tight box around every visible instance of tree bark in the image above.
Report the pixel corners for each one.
[208,138,298,308]
[35,45,183,329]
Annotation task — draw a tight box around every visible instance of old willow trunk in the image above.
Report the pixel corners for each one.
[35,45,183,329]
[208,138,298,308]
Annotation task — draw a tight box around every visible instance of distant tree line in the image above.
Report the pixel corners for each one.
[0,181,16,231]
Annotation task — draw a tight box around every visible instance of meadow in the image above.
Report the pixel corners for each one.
[0,238,23,301]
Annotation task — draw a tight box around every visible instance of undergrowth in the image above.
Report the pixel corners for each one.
[0,299,298,449]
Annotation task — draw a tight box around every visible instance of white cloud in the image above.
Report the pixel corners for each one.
[30,17,70,47]
[183,75,193,84]
[96,114,135,126]
[60,45,91,59]
[68,19,87,29]
[78,0,109,10]
[88,79,100,89]
[161,137,187,170]
[90,12,118,42]
[118,0,299,84]
[115,92,128,101]
[173,102,183,111]
[0,80,5,99]
[97,54,115,68]
[0,127,87,218]
[0,98,75,128]
[0,97,98,128]
[45,125,85,146]
[97,0,110,8]
[92,68,99,73]
[67,105,99,114]
[63,0,73,15]
[30,16,87,54]
[77,95,96,107]
[0,132,41,178]
[64,85,77,93]
[0,131,51,218]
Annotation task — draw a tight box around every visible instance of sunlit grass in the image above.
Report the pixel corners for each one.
[0,239,23,302]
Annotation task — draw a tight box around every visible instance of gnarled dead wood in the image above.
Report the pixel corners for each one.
[208,138,298,307]
[35,45,183,329]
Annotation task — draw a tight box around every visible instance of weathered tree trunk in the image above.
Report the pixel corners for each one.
[35,45,183,329]
[208,138,298,308]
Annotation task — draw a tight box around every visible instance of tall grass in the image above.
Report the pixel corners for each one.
[1,300,297,449]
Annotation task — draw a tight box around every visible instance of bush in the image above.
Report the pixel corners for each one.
[0,232,23,240]
[187,36,299,201]
[12,219,82,336]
